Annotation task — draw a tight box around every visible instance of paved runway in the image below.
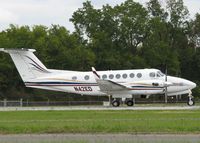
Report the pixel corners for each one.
[0,134,200,143]
[0,105,199,111]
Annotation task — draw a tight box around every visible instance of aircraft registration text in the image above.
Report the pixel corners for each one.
[74,86,93,92]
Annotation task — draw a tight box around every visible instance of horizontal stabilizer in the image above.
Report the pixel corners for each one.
[0,48,36,53]
[0,48,5,52]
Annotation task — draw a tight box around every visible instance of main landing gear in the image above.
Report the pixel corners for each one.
[112,99,120,107]
[187,90,195,106]
[125,99,134,106]
[111,98,134,107]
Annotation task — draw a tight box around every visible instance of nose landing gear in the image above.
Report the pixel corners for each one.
[187,90,195,106]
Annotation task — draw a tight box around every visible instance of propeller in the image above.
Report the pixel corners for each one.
[164,65,168,103]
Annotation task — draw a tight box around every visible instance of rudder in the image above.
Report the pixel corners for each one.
[0,48,50,82]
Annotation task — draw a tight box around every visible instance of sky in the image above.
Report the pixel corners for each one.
[0,0,199,32]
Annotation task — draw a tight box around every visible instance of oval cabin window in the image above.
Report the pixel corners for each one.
[102,74,107,79]
[137,73,142,78]
[149,72,155,77]
[122,74,127,79]
[84,75,89,80]
[116,74,121,79]
[109,74,114,79]
[72,76,77,80]
[129,73,134,78]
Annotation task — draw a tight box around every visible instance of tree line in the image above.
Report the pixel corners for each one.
[0,0,199,100]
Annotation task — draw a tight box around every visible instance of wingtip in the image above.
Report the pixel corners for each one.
[92,67,96,72]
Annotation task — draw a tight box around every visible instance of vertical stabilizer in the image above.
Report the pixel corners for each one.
[0,48,50,81]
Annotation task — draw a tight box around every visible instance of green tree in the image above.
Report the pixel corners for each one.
[167,0,189,28]
[71,0,148,70]
[147,0,168,20]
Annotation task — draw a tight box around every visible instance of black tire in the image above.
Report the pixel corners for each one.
[126,100,134,106]
[112,100,120,107]
[187,98,195,106]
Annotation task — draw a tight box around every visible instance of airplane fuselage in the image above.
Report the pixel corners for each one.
[24,69,196,97]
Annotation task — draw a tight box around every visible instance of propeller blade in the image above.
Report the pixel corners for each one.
[165,65,167,81]
[165,65,168,103]
[165,87,167,103]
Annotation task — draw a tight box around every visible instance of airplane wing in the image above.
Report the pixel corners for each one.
[96,79,128,91]
[92,67,130,93]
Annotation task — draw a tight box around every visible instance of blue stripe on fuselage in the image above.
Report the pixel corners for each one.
[25,82,163,90]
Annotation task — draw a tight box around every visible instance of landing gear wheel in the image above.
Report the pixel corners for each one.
[187,97,195,106]
[126,100,134,106]
[112,100,120,107]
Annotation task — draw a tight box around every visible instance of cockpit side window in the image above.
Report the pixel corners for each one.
[157,71,164,77]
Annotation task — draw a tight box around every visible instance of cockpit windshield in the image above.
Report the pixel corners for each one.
[157,71,165,77]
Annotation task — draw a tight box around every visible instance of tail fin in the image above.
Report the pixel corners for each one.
[0,48,50,81]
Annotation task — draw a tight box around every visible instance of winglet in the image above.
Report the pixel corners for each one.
[92,67,100,79]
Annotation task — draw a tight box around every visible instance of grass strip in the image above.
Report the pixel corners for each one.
[0,110,200,134]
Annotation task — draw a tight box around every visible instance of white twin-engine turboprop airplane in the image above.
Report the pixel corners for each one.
[0,48,197,107]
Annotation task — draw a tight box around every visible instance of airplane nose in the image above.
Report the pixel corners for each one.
[168,76,197,91]
[190,82,197,89]
[186,80,197,89]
